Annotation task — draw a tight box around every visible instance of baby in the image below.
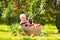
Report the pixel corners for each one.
[19,14,30,28]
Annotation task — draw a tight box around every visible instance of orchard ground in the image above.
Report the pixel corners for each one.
[0,24,60,40]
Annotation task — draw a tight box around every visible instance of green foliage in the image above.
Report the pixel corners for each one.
[0,0,60,25]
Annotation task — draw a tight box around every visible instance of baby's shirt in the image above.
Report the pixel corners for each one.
[20,22,29,28]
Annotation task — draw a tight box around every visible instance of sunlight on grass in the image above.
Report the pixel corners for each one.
[0,24,10,31]
[42,24,58,34]
[0,24,59,40]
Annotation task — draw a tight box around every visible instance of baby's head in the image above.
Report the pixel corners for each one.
[19,14,26,21]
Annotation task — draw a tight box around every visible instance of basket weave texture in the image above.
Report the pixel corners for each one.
[23,27,41,35]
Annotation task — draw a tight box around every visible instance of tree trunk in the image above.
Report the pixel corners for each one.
[56,13,60,33]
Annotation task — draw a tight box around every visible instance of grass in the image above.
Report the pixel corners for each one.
[0,24,60,40]
[0,32,60,40]
[42,24,58,34]
[0,24,10,32]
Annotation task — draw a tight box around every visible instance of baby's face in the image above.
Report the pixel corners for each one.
[20,16,26,21]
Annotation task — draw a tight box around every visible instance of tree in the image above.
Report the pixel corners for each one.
[0,0,60,25]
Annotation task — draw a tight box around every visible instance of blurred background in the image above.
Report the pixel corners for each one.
[0,0,60,40]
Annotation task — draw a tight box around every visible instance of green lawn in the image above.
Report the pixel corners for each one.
[0,24,60,40]
[0,32,60,40]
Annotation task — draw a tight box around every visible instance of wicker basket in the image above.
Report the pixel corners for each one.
[23,27,41,36]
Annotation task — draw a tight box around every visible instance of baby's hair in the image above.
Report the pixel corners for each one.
[19,14,26,19]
